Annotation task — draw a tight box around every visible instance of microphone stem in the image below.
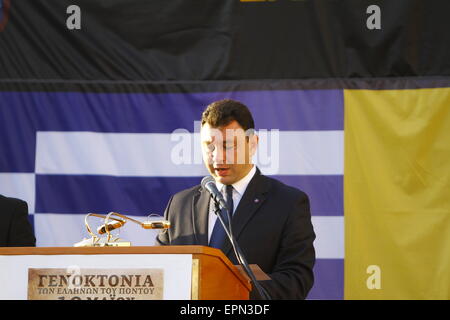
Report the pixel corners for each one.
[214,206,271,300]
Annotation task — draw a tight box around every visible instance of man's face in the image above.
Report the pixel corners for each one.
[201,120,258,185]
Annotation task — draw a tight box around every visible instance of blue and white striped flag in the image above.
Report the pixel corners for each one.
[0,88,344,299]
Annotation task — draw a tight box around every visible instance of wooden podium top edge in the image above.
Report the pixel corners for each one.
[0,245,216,256]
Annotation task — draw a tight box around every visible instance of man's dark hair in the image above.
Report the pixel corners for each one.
[201,99,255,131]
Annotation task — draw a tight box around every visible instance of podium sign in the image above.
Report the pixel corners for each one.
[0,251,192,300]
[28,267,164,300]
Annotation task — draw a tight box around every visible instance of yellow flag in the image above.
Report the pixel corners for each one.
[344,88,450,299]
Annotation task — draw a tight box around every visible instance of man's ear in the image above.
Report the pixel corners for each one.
[249,134,258,157]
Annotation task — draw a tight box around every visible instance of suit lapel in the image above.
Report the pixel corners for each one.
[221,169,271,256]
[191,187,210,246]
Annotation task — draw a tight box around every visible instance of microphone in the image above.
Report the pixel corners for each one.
[201,176,228,211]
[97,219,126,234]
[141,220,171,229]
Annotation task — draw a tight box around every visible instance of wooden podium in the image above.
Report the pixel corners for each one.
[0,246,251,300]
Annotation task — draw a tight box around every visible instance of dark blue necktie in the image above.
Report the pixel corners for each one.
[209,185,234,249]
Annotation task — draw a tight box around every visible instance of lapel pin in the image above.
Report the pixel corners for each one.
[254,198,259,203]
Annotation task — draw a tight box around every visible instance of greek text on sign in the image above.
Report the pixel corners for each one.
[28,268,164,300]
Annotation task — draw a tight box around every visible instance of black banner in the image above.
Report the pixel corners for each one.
[1,0,450,81]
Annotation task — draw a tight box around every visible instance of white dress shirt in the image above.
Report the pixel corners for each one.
[207,165,257,242]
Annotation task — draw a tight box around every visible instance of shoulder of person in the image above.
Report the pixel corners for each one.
[0,194,27,209]
[170,184,202,202]
[262,175,309,202]
[0,195,28,218]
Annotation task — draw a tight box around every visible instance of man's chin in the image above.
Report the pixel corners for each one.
[213,175,233,185]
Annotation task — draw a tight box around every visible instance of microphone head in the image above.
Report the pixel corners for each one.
[201,176,228,211]
[201,176,215,189]
[97,220,125,234]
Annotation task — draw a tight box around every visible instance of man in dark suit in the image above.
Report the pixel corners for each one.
[157,99,315,299]
[0,194,36,247]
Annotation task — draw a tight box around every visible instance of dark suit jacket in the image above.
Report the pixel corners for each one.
[0,195,36,247]
[156,169,316,299]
